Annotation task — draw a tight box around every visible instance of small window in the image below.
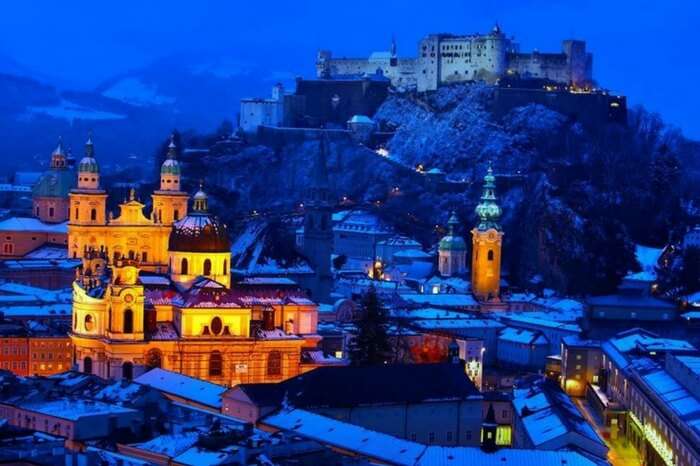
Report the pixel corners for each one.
[84,314,94,331]
[174,209,179,221]
[49,207,54,218]
[203,259,212,276]
[211,316,223,335]
[209,351,223,376]
[90,209,97,221]
[123,309,133,333]
[487,249,494,261]
[267,351,282,376]
[181,258,188,275]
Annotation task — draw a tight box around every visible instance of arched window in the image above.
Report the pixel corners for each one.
[75,208,79,220]
[487,250,494,261]
[174,209,179,221]
[83,357,92,374]
[84,314,94,332]
[223,259,227,275]
[128,250,135,260]
[209,351,222,376]
[203,259,212,276]
[145,349,162,370]
[122,362,133,380]
[267,351,282,376]
[49,207,54,218]
[210,316,223,335]
[90,209,97,221]
[35,206,40,217]
[123,309,133,334]
[181,258,188,275]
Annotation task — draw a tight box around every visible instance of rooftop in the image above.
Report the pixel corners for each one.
[134,368,226,409]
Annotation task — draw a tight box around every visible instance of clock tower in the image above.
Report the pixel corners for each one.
[471,164,503,301]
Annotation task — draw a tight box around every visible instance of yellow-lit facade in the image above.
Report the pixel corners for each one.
[471,165,503,301]
[70,137,325,386]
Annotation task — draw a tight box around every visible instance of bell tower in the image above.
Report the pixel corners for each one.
[438,211,467,277]
[68,133,108,259]
[471,164,503,301]
[106,259,145,342]
[152,135,189,225]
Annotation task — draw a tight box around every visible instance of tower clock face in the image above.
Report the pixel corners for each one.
[124,293,134,303]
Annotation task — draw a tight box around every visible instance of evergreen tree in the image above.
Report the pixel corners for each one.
[349,286,392,366]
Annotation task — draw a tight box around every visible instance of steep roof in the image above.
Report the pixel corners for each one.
[236,363,480,409]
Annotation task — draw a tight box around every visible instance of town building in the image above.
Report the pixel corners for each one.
[317,27,593,92]
[560,335,602,397]
[496,327,549,371]
[224,362,484,446]
[512,377,608,460]
[595,329,700,466]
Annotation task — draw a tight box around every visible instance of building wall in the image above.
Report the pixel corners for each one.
[312,399,482,446]
[561,344,601,397]
[33,196,70,223]
[0,337,29,376]
[497,339,548,370]
[0,336,71,377]
[0,229,68,258]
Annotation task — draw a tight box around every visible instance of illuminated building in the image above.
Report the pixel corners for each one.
[598,330,700,466]
[471,164,503,301]
[67,135,177,272]
[70,149,327,384]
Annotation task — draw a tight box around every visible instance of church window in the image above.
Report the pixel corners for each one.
[35,206,40,216]
[123,309,134,334]
[267,351,282,376]
[487,249,494,261]
[3,243,14,254]
[145,349,162,370]
[128,250,135,260]
[203,259,212,276]
[83,357,92,374]
[211,316,223,335]
[90,209,97,221]
[75,208,79,220]
[174,209,180,221]
[141,251,148,262]
[209,351,222,376]
[84,314,94,332]
[181,258,188,275]
[223,259,227,275]
[122,362,133,380]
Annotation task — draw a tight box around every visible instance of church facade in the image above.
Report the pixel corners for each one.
[70,136,325,386]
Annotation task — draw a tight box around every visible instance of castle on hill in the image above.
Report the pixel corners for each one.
[317,25,593,92]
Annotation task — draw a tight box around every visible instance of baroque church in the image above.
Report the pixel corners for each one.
[69,135,328,385]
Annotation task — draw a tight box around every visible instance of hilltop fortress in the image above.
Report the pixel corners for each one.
[316,25,593,91]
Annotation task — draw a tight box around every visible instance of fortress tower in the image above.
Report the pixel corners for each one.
[471,164,503,301]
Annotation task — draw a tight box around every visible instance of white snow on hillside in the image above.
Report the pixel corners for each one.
[190,59,252,79]
[102,77,175,107]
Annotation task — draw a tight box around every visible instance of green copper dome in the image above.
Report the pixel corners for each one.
[33,167,74,198]
[439,211,467,251]
[475,163,502,231]
[161,137,181,175]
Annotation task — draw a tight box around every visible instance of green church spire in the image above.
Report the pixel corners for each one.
[475,162,502,231]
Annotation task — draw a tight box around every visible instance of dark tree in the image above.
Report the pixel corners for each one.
[678,247,700,293]
[349,286,392,366]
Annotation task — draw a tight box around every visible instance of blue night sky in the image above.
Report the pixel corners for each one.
[1,0,698,138]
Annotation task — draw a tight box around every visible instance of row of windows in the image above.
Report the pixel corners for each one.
[35,206,57,218]
[179,258,227,276]
[208,350,282,377]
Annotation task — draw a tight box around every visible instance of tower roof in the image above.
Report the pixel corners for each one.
[78,132,99,174]
[439,211,467,251]
[50,137,67,169]
[169,187,230,253]
[161,134,181,175]
[475,163,502,231]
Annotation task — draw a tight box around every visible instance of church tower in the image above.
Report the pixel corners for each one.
[302,135,333,303]
[68,133,108,258]
[438,211,467,277]
[152,135,189,225]
[471,164,503,301]
[106,258,145,345]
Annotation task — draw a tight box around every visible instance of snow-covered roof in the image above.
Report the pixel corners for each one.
[0,303,71,317]
[264,408,599,466]
[499,327,548,345]
[400,293,478,308]
[20,399,137,421]
[0,217,67,233]
[348,114,374,124]
[173,447,233,466]
[132,432,199,458]
[134,368,226,409]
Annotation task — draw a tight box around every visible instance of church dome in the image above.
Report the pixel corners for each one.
[439,212,466,251]
[168,189,231,253]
